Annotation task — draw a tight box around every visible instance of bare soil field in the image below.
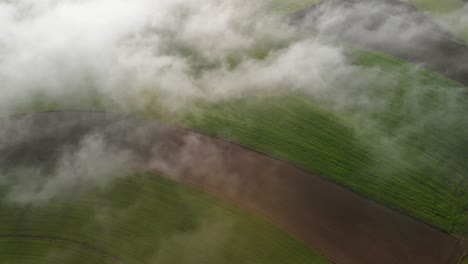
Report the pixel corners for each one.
[1,111,466,264]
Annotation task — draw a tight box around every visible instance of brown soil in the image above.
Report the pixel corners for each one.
[1,111,466,264]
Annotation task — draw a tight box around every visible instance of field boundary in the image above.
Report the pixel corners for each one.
[3,110,466,263]
[4,109,465,243]
[0,234,125,264]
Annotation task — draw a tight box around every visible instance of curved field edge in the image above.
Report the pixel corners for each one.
[179,91,467,235]
[403,0,468,42]
[178,54,468,237]
[266,0,464,14]
[8,0,468,239]
[0,172,329,264]
[10,42,468,239]
[271,0,468,42]
[0,237,120,264]
[175,38,468,238]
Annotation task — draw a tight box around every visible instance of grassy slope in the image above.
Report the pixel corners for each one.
[6,1,467,258]
[0,172,329,264]
[270,0,468,41]
[179,48,468,237]
[267,0,319,13]
[169,1,468,238]
[406,0,464,13]
[404,0,468,42]
[266,0,465,14]
[12,43,468,239]
[0,239,115,264]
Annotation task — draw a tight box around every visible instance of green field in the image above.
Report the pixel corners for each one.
[169,0,468,238]
[12,28,468,240]
[267,0,319,13]
[14,44,468,240]
[0,172,328,264]
[0,239,116,264]
[404,0,468,41]
[266,0,466,14]
[3,1,468,263]
[178,48,468,238]
[269,0,468,41]
[406,0,464,13]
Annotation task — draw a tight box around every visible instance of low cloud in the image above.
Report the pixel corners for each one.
[0,0,466,214]
[0,133,131,204]
[0,0,298,113]
[0,0,465,114]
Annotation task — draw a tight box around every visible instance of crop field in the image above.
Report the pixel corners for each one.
[267,0,319,13]
[1,0,468,263]
[0,171,328,264]
[269,0,466,14]
[0,238,117,264]
[173,0,468,241]
[180,50,468,238]
[1,111,463,263]
[406,0,464,13]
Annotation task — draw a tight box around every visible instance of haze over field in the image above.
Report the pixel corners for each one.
[0,1,467,263]
[0,0,467,205]
[0,0,465,112]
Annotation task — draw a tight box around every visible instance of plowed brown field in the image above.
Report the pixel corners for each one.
[1,111,466,264]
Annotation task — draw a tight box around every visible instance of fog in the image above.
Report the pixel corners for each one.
[0,0,299,113]
[0,132,131,204]
[0,1,467,262]
[1,0,465,113]
[0,0,466,202]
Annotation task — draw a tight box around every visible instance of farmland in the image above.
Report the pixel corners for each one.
[0,238,117,264]
[16,42,467,239]
[1,111,463,263]
[1,0,468,263]
[0,171,329,264]
[180,49,468,238]
[407,0,463,12]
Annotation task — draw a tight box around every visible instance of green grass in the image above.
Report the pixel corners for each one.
[405,0,464,13]
[5,3,468,260]
[278,0,468,42]
[0,172,329,264]
[0,238,116,264]
[463,256,468,264]
[266,0,319,14]
[265,0,465,14]
[11,43,468,239]
[177,47,468,238]
[404,0,468,42]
